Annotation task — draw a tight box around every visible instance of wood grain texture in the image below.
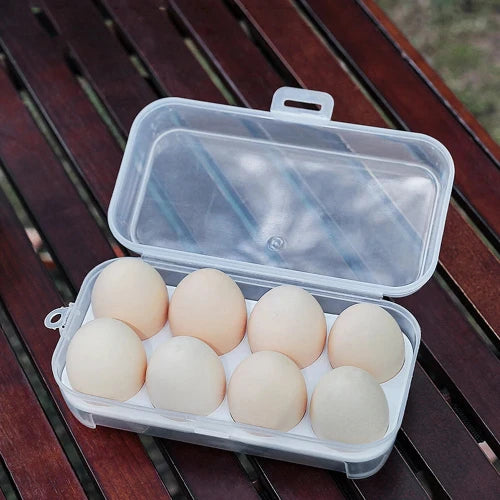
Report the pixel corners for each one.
[0,328,86,500]
[252,459,345,499]
[439,207,500,333]
[354,0,500,162]
[397,278,500,450]
[298,0,500,238]
[354,449,430,499]
[169,0,283,109]
[0,189,170,499]
[0,0,122,210]
[41,0,154,133]
[401,366,500,499]
[0,66,114,288]
[101,0,225,103]
[160,442,259,499]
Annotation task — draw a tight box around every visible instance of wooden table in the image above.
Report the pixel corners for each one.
[0,1,498,498]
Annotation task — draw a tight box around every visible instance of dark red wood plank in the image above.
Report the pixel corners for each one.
[0,0,122,210]
[0,66,114,288]
[0,328,86,500]
[41,0,154,133]
[170,0,282,109]
[439,207,499,333]
[299,0,500,238]
[101,0,225,103]
[0,190,170,498]
[397,278,500,447]
[358,0,500,161]
[253,459,345,499]
[401,365,500,499]
[161,442,258,499]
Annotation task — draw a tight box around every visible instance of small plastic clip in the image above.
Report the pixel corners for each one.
[44,304,72,331]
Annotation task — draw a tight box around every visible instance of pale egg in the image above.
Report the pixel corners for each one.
[310,366,389,444]
[146,336,226,415]
[247,285,326,368]
[66,318,147,401]
[91,258,169,340]
[328,303,405,383]
[168,268,247,355]
[228,351,307,431]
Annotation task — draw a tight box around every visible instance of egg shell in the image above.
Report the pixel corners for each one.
[168,268,247,355]
[91,257,169,340]
[146,336,226,415]
[328,303,405,383]
[228,351,307,431]
[247,285,326,368]
[66,318,147,401]
[310,366,389,444]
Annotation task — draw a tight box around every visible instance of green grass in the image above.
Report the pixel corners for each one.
[376,0,500,143]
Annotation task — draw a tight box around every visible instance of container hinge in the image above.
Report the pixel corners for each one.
[44,303,73,334]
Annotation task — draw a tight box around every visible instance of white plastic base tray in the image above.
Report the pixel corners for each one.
[60,284,413,458]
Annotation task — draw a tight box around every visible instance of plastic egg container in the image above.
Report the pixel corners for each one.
[46,88,454,478]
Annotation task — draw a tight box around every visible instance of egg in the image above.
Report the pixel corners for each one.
[66,318,146,401]
[247,285,326,368]
[310,366,389,444]
[146,336,226,415]
[168,268,247,355]
[91,257,169,340]
[328,303,405,383]
[228,351,307,431]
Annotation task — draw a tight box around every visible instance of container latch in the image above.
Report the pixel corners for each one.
[44,304,73,333]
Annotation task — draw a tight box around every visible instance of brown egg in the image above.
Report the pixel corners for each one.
[310,366,389,444]
[66,318,146,401]
[228,351,307,431]
[168,268,247,355]
[247,285,326,368]
[91,258,169,340]
[146,336,226,415]
[328,303,405,383]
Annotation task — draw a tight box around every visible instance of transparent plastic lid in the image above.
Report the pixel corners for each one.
[109,88,454,298]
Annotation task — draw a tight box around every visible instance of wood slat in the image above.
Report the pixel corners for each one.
[359,0,500,161]
[169,0,282,109]
[298,0,500,240]
[252,459,345,499]
[0,187,170,499]
[439,206,499,333]
[398,278,500,450]
[159,442,259,499]
[0,65,114,289]
[0,327,86,500]
[1,1,266,498]
[401,365,500,499]
[230,0,500,335]
[41,0,154,133]
[101,0,225,103]
[0,0,122,210]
